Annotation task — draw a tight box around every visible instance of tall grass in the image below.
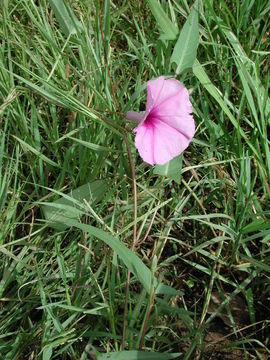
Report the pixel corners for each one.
[0,0,269,359]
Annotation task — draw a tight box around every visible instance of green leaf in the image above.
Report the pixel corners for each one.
[41,180,107,230]
[38,302,108,315]
[243,219,270,234]
[193,59,260,161]
[97,350,182,360]
[240,255,270,273]
[262,233,270,244]
[48,0,82,36]
[171,1,199,74]
[13,135,59,168]
[147,0,178,40]
[69,136,122,153]
[154,155,182,184]
[246,288,255,324]
[64,219,183,297]
[42,346,53,360]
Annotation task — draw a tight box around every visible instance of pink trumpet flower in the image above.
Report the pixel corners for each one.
[126,76,195,165]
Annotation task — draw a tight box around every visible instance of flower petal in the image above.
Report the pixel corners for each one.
[147,77,187,109]
[146,76,165,112]
[149,78,194,140]
[134,122,155,165]
[154,113,195,141]
[151,118,190,165]
[134,118,191,165]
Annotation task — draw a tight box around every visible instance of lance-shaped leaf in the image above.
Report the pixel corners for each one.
[147,0,178,40]
[66,219,183,297]
[97,350,182,360]
[171,1,199,74]
[48,0,82,36]
[41,180,107,230]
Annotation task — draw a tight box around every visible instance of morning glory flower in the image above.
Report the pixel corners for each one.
[126,76,195,165]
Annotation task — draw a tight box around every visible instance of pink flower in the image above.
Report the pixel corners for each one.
[126,76,195,165]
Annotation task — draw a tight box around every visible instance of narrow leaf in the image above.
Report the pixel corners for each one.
[147,0,178,40]
[171,1,199,74]
[13,135,59,168]
[48,0,82,36]
[70,136,121,153]
[97,351,182,360]
[193,60,260,160]
[41,180,107,230]
[42,346,53,360]
[65,219,183,297]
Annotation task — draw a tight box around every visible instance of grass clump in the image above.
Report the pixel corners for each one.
[0,0,269,359]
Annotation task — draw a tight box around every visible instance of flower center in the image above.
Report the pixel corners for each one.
[144,112,156,126]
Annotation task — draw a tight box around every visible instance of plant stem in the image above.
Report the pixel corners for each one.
[97,0,137,349]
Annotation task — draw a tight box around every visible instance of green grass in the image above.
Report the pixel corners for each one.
[0,0,269,359]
